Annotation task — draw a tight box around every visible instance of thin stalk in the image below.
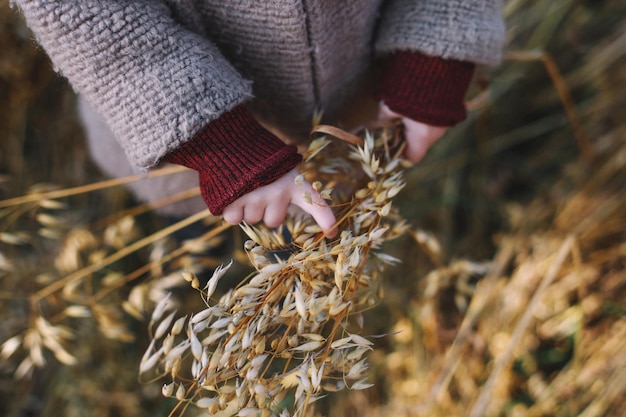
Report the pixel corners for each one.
[90,222,231,303]
[0,165,188,208]
[29,209,212,303]
[505,50,595,162]
[468,235,575,417]
[426,240,515,408]
[89,187,201,230]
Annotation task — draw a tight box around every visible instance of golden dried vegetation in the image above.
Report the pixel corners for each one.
[1,1,625,417]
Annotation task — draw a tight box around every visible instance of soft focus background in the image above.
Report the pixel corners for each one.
[1,1,625,416]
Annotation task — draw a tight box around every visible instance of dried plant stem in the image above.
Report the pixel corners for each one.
[426,240,516,408]
[526,322,626,417]
[0,165,189,208]
[505,50,594,162]
[30,209,212,303]
[0,202,37,230]
[312,125,364,147]
[89,188,201,230]
[90,222,231,303]
[413,111,569,184]
[468,235,576,417]
[169,399,194,417]
[577,354,626,417]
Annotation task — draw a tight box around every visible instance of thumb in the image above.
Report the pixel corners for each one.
[378,102,401,121]
[292,189,337,238]
[403,121,447,163]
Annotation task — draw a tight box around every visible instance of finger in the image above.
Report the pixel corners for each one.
[222,205,244,225]
[292,191,337,238]
[243,203,265,225]
[378,102,400,120]
[404,139,429,163]
[264,200,289,228]
[403,124,446,163]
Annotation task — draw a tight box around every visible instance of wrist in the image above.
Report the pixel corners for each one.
[163,106,302,214]
[375,51,475,127]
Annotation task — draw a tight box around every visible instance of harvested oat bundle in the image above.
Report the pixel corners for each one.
[140,125,411,417]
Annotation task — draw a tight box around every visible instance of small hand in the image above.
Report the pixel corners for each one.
[378,103,447,163]
[221,167,337,237]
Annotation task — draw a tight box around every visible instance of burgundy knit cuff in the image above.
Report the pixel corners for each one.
[375,51,475,127]
[163,105,302,215]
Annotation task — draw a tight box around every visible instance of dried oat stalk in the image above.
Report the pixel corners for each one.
[140,125,410,417]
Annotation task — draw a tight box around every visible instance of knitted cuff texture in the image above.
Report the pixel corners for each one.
[163,105,302,215]
[375,51,475,127]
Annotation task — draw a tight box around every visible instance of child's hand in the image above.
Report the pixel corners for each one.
[221,167,337,237]
[378,102,447,163]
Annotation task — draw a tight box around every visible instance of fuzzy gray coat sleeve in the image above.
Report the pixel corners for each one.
[15,0,252,169]
[376,0,505,66]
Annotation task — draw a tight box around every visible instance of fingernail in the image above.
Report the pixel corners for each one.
[324,224,338,239]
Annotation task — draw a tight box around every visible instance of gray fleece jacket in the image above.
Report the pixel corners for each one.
[15,0,505,170]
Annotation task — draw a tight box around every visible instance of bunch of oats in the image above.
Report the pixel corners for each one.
[140,125,411,417]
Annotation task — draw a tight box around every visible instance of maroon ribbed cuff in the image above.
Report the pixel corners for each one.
[163,105,302,215]
[375,51,475,127]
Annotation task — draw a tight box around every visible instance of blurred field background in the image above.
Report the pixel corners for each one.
[1,1,625,416]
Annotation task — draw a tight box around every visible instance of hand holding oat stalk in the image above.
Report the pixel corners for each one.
[140,123,411,417]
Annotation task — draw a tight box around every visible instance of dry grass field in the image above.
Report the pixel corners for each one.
[1,1,625,417]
